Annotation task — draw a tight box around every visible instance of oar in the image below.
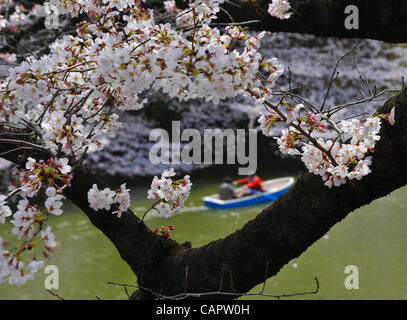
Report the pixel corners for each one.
[248,188,279,201]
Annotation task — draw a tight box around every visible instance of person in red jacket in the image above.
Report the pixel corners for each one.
[233,174,264,198]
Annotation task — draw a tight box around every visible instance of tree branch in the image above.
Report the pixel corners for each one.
[169,0,407,43]
[1,89,406,300]
[130,88,407,298]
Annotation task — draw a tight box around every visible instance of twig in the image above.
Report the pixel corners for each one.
[328,89,399,116]
[46,289,65,300]
[4,187,21,201]
[124,286,130,299]
[0,146,35,158]
[320,41,362,112]
[247,88,339,166]
[36,89,60,125]
[141,200,161,222]
[106,277,319,300]
[108,260,319,300]
[0,138,48,152]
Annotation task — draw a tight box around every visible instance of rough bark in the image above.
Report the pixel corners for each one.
[174,0,407,43]
[1,88,406,299]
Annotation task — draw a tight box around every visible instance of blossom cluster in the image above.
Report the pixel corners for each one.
[164,0,225,25]
[0,0,286,160]
[0,222,55,285]
[47,0,144,17]
[258,102,396,188]
[0,237,46,286]
[0,195,12,224]
[88,183,130,217]
[268,0,293,20]
[0,198,58,285]
[303,117,381,188]
[0,155,73,285]
[6,156,71,242]
[153,224,176,238]
[11,157,72,199]
[147,168,192,218]
[0,53,17,64]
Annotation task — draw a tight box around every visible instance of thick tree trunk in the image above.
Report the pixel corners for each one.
[1,88,406,299]
[173,0,407,43]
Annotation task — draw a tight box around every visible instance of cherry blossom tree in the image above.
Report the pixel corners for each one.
[0,0,405,299]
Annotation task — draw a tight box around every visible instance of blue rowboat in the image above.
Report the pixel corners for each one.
[202,177,294,209]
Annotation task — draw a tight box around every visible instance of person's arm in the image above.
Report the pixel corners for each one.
[233,178,248,185]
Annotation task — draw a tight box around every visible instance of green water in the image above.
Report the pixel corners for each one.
[1,167,407,300]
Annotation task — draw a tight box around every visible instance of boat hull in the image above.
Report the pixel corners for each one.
[202,177,294,210]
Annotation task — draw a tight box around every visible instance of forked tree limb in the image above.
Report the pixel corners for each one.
[125,88,406,299]
[0,0,405,300]
[0,88,406,299]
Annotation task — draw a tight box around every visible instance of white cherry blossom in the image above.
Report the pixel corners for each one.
[0,195,12,224]
[268,0,293,20]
